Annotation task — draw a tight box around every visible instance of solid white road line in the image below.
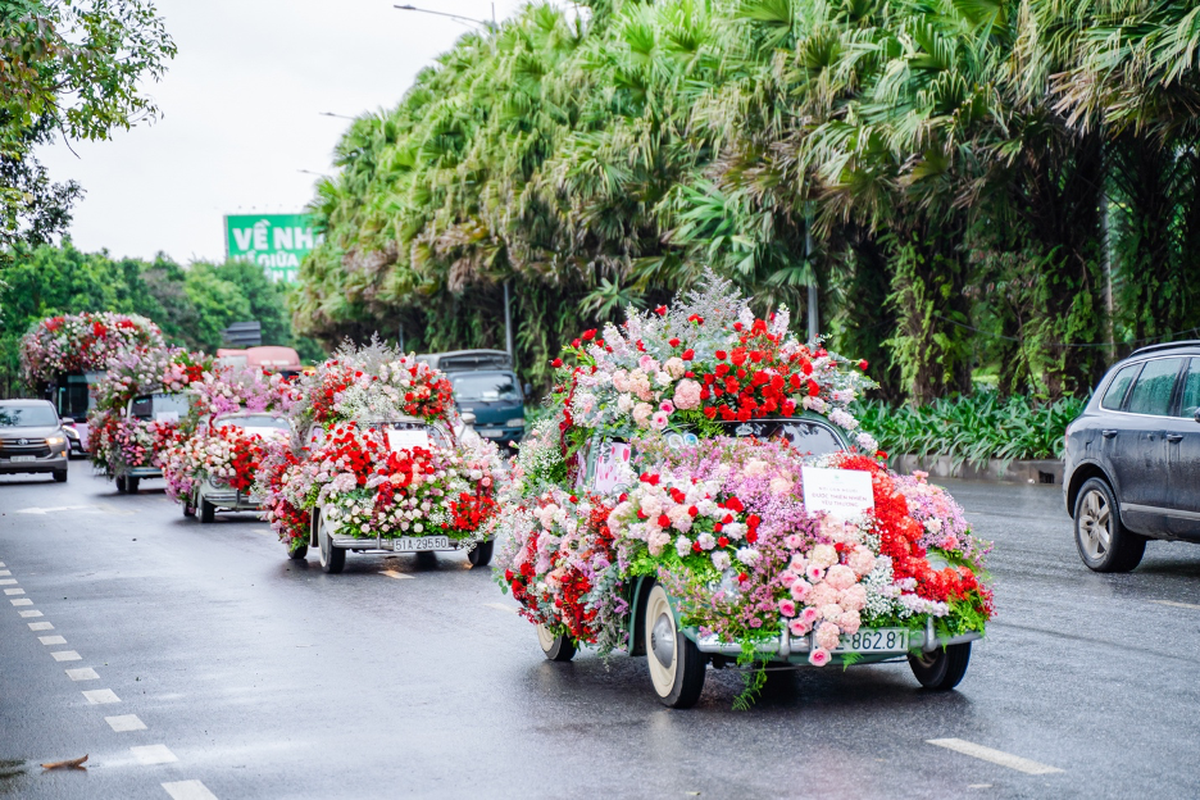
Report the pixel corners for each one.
[106,714,147,732]
[50,650,81,662]
[162,779,219,800]
[1150,599,1200,611]
[28,621,53,631]
[39,635,67,645]
[927,738,1064,775]
[81,689,120,703]
[131,744,178,765]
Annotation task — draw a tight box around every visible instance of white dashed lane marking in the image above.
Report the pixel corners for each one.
[163,779,220,800]
[927,738,1064,775]
[28,621,53,631]
[50,650,82,662]
[380,570,414,580]
[66,668,101,682]
[39,635,67,645]
[5,588,26,595]
[106,714,147,732]
[10,598,32,606]
[0,578,17,584]
[82,689,120,704]
[1150,599,1200,611]
[131,744,178,765]
[484,603,519,614]
[18,609,42,618]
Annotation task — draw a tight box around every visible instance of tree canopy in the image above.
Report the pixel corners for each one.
[294,0,1200,404]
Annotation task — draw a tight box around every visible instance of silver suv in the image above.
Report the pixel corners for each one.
[1063,341,1200,571]
[0,399,69,482]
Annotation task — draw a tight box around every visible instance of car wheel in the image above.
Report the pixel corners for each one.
[53,468,67,483]
[467,539,493,567]
[644,584,706,708]
[909,642,972,690]
[536,623,576,662]
[127,477,140,494]
[1074,477,1146,572]
[183,492,197,518]
[200,497,215,524]
[288,544,309,561]
[317,515,345,574]
[115,475,127,493]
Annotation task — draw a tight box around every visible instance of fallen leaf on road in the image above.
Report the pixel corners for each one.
[41,755,88,770]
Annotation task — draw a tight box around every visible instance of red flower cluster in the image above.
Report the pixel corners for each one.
[695,322,825,423]
[446,492,498,533]
[834,454,994,616]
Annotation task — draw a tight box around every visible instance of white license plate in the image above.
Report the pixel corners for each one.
[391,535,450,552]
[832,628,909,653]
[478,429,504,438]
[9,455,36,463]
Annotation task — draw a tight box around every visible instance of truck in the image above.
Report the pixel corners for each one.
[415,350,528,449]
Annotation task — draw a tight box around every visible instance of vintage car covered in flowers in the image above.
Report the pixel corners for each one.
[496,278,994,708]
[162,368,299,522]
[20,312,165,451]
[87,347,209,493]
[257,342,506,573]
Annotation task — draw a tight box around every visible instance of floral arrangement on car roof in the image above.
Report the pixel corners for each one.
[87,347,211,476]
[19,312,165,386]
[257,340,505,554]
[161,366,301,504]
[495,275,994,672]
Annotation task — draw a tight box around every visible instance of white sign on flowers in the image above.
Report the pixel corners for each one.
[801,466,875,521]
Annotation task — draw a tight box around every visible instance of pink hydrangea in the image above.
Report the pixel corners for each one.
[672,379,702,410]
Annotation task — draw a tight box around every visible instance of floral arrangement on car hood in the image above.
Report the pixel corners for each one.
[162,366,299,503]
[20,312,165,386]
[496,276,993,668]
[87,347,211,475]
[258,340,505,554]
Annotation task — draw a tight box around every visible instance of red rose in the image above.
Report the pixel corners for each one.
[655,305,668,316]
[681,349,694,361]
[551,358,563,368]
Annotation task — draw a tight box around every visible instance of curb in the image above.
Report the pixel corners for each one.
[888,454,1063,486]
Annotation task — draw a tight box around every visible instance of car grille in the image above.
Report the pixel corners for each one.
[0,439,51,457]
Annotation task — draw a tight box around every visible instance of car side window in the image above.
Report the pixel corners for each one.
[1126,358,1184,416]
[1179,358,1200,418]
[1100,364,1140,411]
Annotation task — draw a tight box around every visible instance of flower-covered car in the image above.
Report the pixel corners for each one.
[20,312,165,450]
[87,347,209,494]
[496,278,994,708]
[258,342,507,573]
[162,367,300,522]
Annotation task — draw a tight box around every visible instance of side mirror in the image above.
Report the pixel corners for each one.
[461,412,477,427]
[1194,408,1200,424]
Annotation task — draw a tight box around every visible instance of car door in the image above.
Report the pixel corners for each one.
[1112,356,1185,534]
[1167,357,1200,539]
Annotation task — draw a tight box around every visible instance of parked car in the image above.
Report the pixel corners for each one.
[1063,340,1200,571]
[416,350,529,449]
[0,399,69,482]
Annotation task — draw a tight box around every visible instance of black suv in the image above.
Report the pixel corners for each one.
[1064,341,1200,571]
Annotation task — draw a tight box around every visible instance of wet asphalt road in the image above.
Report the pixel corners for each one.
[2,461,1199,799]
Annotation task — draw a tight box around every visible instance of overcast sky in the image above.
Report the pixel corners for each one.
[35,0,531,265]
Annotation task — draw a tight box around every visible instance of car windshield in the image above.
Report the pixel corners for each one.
[215,414,290,432]
[0,405,57,427]
[718,419,846,456]
[367,421,451,450]
[130,393,192,422]
[451,372,521,402]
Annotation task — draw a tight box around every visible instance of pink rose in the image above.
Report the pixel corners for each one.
[778,599,796,617]
[790,579,811,602]
[672,379,702,410]
[789,618,812,637]
[808,647,831,667]
[650,410,670,430]
[800,607,820,625]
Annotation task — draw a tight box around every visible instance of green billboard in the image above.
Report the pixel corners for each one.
[225,213,321,283]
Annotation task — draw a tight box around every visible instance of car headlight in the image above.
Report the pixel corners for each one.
[208,475,227,489]
[45,435,65,447]
[506,418,525,428]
